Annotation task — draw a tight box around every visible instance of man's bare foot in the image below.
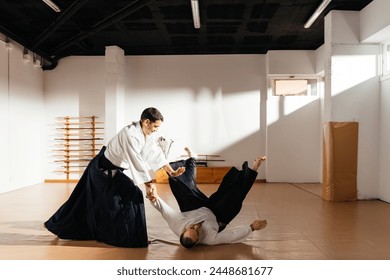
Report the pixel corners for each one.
[184,147,197,159]
[252,156,266,171]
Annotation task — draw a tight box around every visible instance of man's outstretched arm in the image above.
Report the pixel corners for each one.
[145,185,186,237]
[202,219,267,245]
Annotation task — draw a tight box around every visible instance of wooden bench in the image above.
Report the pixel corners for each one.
[156,166,231,184]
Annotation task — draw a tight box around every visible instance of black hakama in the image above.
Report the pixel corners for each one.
[44,148,148,248]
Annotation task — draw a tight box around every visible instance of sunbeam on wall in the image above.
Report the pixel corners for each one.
[332,52,377,96]
[160,87,262,165]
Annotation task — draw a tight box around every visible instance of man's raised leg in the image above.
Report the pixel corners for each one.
[207,156,266,227]
[168,147,208,212]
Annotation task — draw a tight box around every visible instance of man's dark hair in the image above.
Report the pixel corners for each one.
[180,233,197,249]
[140,107,164,122]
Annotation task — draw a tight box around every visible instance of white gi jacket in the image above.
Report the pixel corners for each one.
[104,121,168,186]
[151,197,253,245]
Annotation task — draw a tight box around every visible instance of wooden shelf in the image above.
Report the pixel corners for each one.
[53,154,95,158]
[52,149,99,153]
[55,159,92,162]
[55,116,101,119]
[54,138,104,141]
[55,121,104,124]
[54,170,86,174]
[53,143,100,147]
[47,116,104,182]
[56,127,104,130]
[55,132,104,135]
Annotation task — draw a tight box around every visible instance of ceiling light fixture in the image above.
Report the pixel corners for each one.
[4,38,13,50]
[34,59,42,67]
[23,48,32,62]
[191,0,201,29]
[304,0,332,29]
[42,0,61,13]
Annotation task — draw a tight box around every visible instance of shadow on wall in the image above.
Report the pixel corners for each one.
[266,96,322,183]
[211,130,262,170]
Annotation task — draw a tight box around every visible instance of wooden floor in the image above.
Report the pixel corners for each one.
[1,181,390,260]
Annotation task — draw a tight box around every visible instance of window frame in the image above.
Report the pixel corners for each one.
[268,75,321,98]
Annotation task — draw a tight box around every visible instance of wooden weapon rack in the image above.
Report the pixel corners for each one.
[47,116,104,182]
[191,154,225,167]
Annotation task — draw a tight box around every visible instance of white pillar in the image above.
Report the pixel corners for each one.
[323,12,333,123]
[323,10,381,199]
[0,48,10,191]
[105,46,126,142]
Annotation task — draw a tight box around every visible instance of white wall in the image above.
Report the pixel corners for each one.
[379,78,390,201]
[0,38,44,193]
[42,53,325,183]
[268,50,317,74]
[125,55,266,170]
[360,0,390,43]
[361,0,390,202]
[43,55,267,179]
[315,46,325,75]
[43,56,106,180]
[266,51,322,183]
[266,96,322,182]
[0,40,10,192]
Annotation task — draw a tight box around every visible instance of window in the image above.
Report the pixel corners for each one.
[270,76,320,97]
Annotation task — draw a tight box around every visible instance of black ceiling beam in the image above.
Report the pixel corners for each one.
[0,24,56,67]
[32,0,89,50]
[51,0,154,56]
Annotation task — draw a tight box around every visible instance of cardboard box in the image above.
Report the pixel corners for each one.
[322,122,358,201]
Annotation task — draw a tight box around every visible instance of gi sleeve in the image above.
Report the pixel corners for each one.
[202,226,253,245]
[150,197,185,237]
[142,137,169,172]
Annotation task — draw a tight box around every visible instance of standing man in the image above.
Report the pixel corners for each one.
[45,107,184,248]
[102,107,184,186]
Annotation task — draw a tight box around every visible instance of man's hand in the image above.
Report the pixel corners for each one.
[171,166,185,177]
[144,181,157,202]
[250,220,267,231]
